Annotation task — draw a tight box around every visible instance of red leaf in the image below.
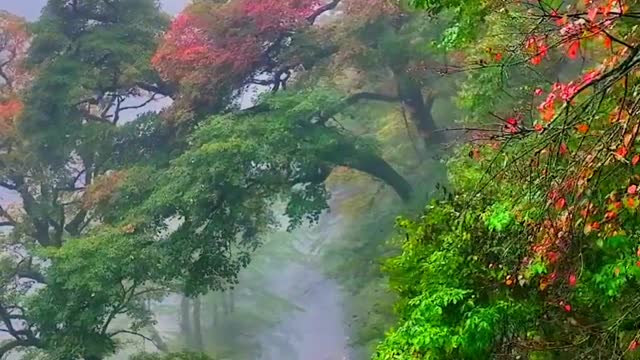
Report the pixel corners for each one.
[534,123,544,133]
[534,88,543,96]
[605,211,617,221]
[555,197,567,210]
[569,274,577,287]
[564,304,572,312]
[628,184,637,195]
[567,41,581,60]
[630,340,638,351]
[587,7,598,22]
[616,146,629,159]
[604,35,612,49]
[632,154,640,166]
[495,52,503,61]
[559,143,568,155]
[531,55,542,65]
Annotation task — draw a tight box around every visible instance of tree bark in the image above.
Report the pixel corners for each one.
[192,297,204,351]
[393,70,442,146]
[179,295,192,345]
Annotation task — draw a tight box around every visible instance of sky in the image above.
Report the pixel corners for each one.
[0,0,189,20]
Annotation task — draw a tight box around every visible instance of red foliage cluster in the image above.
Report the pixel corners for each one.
[0,98,23,136]
[0,11,30,92]
[0,11,29,137]
[476,1,640,323]
[152,0,323,93]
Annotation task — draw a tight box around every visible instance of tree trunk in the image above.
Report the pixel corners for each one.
[179,295,192,346]
[149,326,169,353]
[325,144,412,201]
[393,70,442,146]
[211,296,219,327]
[222,290,231,315]
[192,297,204,351]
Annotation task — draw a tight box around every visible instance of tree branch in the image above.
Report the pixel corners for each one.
[307,0,341,24]
[109,329,154,342]
[345,92,400,105]
[134,82,175,98]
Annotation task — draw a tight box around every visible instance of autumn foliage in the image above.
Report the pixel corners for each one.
[151,0,324,96]
[0,11,29,137]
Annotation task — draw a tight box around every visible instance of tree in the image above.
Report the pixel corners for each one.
[151,0,340,114]
[0,11,29,137]
[377,0,640,358]
[0,1,176,358]
[152,0,460,147]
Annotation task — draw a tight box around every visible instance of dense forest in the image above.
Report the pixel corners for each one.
[0,0,639,359]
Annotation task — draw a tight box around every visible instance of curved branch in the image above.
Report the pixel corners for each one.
[307,0,341,24]
[323,143,412,201]
[0,339,34,357]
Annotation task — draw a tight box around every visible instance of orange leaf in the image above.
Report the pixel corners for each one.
[626,197,637,208]
[534,123,544,133]
[576,123,589,134]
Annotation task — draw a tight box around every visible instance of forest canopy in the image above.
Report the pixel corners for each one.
[1,0,640,359]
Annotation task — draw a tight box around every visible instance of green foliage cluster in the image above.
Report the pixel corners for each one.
[373,0,640,354]
[373,153,542,359]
